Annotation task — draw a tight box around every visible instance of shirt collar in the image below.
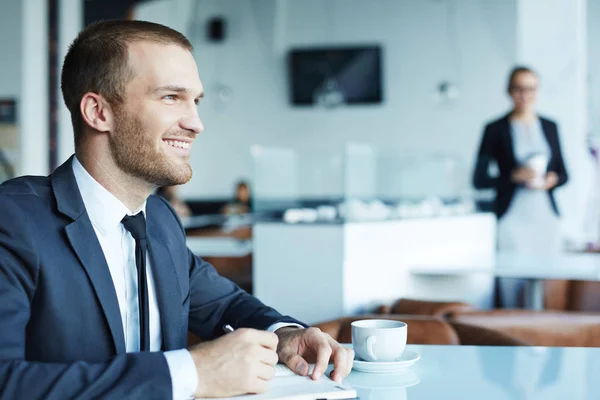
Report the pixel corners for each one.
[72,156,147,235]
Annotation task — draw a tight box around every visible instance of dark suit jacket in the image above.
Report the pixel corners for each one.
[472,114,568,219]
[0,157,302,399]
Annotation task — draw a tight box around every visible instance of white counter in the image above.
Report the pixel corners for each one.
[253,213,497,324]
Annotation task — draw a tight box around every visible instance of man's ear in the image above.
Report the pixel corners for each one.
[80,92,115,133]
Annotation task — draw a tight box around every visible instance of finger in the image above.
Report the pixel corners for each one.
[281,353,311,376]
[329,344,349,383]
[346,348,355,373]
[333,347,355,382]
[256,362,276,381]
[248,378,268,394]
[312,341,332,380]
[242,329,278,350]
[257,347,279,366]
[260,331,279,351]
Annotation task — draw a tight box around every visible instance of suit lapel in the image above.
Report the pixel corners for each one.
[539,118,554,152]
[500,114,517,167]
[146,216,183,351]
[66,219,126,354]
[51,157,126,354]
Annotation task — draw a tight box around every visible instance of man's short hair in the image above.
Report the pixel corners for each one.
[60,20,193,148]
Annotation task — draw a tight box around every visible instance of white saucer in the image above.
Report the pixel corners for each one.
[352,350,420,374]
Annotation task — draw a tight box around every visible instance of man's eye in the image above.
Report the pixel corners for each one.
[163,95,176,101]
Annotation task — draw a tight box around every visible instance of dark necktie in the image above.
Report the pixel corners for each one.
[121,212,150,352]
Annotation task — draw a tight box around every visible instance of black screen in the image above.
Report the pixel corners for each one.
[288,45,383,106]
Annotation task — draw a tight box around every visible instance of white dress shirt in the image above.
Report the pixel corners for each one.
[72,157,301,399]
[72,157,197,399]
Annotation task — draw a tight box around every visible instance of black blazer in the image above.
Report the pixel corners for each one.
[0,156,304,399]
[473,113,568,219]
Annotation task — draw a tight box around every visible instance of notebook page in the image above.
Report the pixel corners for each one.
[273,363,315,377]
[195,374,356,400]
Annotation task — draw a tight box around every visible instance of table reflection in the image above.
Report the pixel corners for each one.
[350,369,420,400]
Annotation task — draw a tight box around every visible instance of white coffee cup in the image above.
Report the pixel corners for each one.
[351,319,407,362]
[525,154,549,189]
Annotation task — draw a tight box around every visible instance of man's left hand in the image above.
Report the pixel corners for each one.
[275,327,354,383]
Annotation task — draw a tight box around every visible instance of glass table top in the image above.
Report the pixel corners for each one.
[341,344,600,400]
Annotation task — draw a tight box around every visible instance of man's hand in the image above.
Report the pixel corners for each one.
[275,327,354,383]
[189,328,279,398]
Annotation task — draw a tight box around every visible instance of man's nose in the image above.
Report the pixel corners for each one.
[180,111,204,135]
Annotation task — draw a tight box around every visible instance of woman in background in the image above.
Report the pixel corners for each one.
[156,185,192,219]
[222,180,251,215]
[473,66,568,308]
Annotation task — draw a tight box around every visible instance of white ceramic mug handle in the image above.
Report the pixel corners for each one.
[366,335,377,361]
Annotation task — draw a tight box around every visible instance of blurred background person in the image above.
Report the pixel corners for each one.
[156,185,192,219]
[222,180,251,216]
[473,66,568,308]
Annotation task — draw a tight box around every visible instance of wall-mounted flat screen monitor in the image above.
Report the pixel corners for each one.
[288,45,383,106]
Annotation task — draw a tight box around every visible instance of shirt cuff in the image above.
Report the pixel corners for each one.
[164,349,198,400]
[267,322,305,333]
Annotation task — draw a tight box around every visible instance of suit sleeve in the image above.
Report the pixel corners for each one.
[549,122,568,188]
[153,197,306,340]
[473,124,499,189]
[186,252,306,339]
[0,196,172,400]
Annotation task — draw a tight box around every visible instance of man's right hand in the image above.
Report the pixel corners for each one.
[189,328,279,398]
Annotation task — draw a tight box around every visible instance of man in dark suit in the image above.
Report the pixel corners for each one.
[0,20,354,399]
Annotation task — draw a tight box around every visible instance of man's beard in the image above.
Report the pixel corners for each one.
[109,108,193,187]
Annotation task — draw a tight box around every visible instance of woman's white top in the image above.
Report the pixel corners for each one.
[497,118,561,254]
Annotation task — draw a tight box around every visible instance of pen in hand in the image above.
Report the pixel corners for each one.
[221,325,319,380]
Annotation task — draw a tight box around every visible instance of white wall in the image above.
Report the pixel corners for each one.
[515,0,591,244]
[0,0,49,177]
[589,0,600,133]
[0,0,22,101]
[137,0,517,199]
[586,0,600,244]
[20,0,49,176]
[0,0,23,176]
[56,0,83,167]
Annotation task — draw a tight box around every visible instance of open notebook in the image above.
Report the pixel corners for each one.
[196,364,357,400]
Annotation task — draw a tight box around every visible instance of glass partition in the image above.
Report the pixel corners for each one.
[251,143,477,223]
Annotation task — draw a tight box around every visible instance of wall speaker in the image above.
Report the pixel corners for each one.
[207,17,226,42]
